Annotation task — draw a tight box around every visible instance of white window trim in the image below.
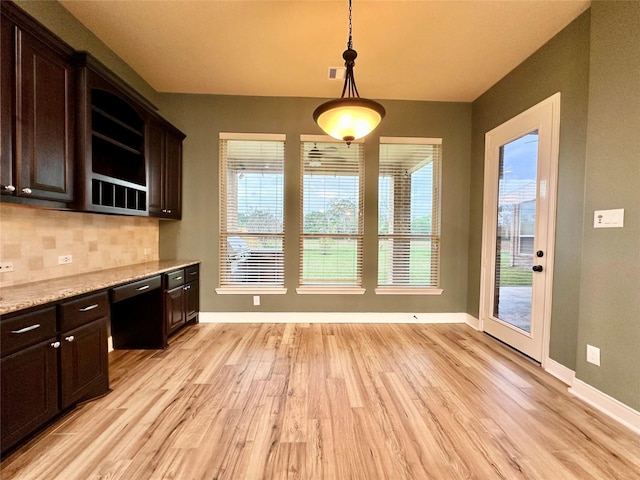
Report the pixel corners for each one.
[216,287,288,295]
[375,287,443,295]
[219,132,286,141]
[296,287,366,295]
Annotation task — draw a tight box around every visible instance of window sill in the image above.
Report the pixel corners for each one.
[215,287,287,295]
[296,287,366,295]
[375,287,444,295]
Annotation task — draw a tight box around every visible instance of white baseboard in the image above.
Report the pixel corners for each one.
[546,359,639,435]
[544,357,575,386]
[198,311,470,324]
[569,379,640,436]
[464,313,480,330]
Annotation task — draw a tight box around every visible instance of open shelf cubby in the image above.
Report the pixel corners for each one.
[90,88,145,187]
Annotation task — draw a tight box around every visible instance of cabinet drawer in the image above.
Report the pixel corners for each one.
[59,291,109,332]
[1,307,57,357]
[111,275,161,303]
[165,269,185,290]
[185,264,199,282]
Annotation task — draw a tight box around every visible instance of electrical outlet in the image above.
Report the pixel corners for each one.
[0,262,14,272]
[586,344,600,366]
[58,255,73,265]
[253,295,260,306]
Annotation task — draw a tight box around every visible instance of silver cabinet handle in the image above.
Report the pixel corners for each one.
[167,210,172,214]
[175,276,183,281]
[11,324,41,334]
[79,304,99,312]
[21,187,32,194]
[51,341,61,349]
[136,285,150,291]
[2,184,15,192]
[65,335,75,342]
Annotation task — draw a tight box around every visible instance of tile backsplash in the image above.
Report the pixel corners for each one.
[0,203,159,288]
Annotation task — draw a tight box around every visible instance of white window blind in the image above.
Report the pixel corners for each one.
[300,136,364,287]
[378,137,442,288]
[219,133,285,287]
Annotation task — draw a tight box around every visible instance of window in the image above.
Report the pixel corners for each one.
[299,136,364,291]
[377,137,442,292]
[218,133,285,290]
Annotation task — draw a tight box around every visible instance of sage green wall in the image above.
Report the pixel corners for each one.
[158,95,471,313]
[468,12,591,370]
[14,0,159,106]
[575,1,640,411]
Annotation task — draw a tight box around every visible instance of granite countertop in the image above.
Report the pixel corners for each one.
[0,260,199,316]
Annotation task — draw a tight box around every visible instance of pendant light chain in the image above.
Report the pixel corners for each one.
[342,0,359,99]
[347,0,353,50]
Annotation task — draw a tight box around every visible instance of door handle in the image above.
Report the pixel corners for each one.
[532,265,543,272]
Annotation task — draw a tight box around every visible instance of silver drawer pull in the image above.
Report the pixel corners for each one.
[65,335,75,342]
[51,341,61,349]
[79,304,99,312]
[175,276,183,280]
[189,271,197,275]
[136,285,150,291]
[11,324,41,334]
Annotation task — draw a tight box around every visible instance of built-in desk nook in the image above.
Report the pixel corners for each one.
[0,260,200,455]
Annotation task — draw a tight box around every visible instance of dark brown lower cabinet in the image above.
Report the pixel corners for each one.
[166,285,186,336]
[185,279,199,322]
[0,338,59,453]
[1,292,110,456]
[60,318,109,409]
[164,264,199,338]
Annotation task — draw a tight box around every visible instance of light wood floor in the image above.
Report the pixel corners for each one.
[1,323,639,479]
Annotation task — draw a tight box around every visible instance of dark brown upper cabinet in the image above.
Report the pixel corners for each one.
[74,53,156,216]
[1,1,185,219]
[1,3,75,207]
[147,117,185,219]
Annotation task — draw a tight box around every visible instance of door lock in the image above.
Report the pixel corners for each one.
[536,250,544,257]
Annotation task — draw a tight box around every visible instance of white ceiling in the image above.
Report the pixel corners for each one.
[58,0,590,102]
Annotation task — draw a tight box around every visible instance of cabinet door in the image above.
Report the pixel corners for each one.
[60,317,109,409]
[165,286,186,336]
[147,120,165,217]
[16,27,74,202]
[1,339,59,453]
[185,281,199,322]
[164,132,183,219]
[1,17,14,194]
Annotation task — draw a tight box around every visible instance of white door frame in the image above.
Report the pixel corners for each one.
[479,92,561,365]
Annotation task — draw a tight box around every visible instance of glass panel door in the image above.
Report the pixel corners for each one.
[493,132,538,333]
[480,93,561,363]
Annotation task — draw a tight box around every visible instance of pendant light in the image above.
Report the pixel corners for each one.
[313,0,385,145]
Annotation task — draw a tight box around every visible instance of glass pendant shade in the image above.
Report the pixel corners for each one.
[313,98,385,144]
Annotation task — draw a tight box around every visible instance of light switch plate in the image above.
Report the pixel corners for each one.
[594,209,624,228]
